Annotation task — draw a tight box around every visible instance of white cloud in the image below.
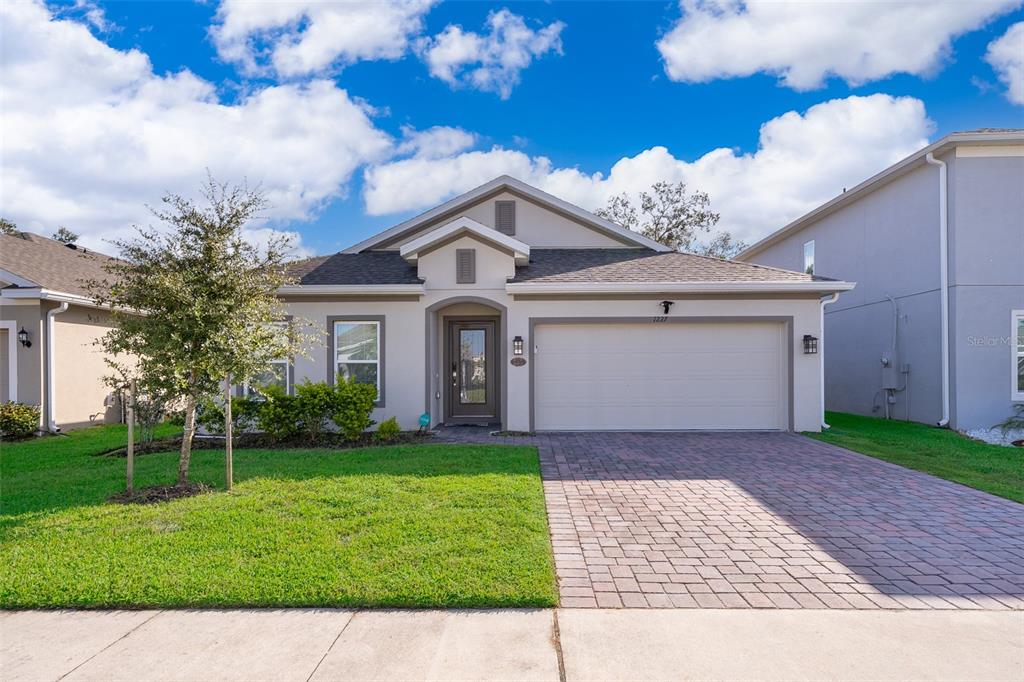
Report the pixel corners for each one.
[986,21,1024,104]
[418,9,565,99]
[657,0,1021,90]
[363,94,933,245]
[211,0,437,77]
[0,1,393,255]
[395,125,477,159]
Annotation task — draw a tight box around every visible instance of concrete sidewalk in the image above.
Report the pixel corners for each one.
[2,608,1021,681]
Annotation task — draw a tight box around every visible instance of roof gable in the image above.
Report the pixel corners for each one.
[345,176,670,254]
[398,217,530,265]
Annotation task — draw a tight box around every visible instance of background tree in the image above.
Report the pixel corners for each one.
[52,226,80,244]
[596,181,747,259]
[89,179,309,485]
[0,218,18,235]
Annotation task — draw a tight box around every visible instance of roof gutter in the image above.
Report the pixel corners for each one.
[925,152,951,428]
[819,292,840,430]
[45,302,70,432]
[505,281,856,295]
[277,284,426,296]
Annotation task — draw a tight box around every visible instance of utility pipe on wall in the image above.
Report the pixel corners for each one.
[820,292,840,430]
[925,152,950,427]
[45,301,69,432]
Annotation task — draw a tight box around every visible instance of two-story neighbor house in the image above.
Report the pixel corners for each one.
[738,129,1024,433]
[280,176,853,433]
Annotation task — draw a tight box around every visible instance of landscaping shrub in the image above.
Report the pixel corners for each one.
[294,381,339,442]
[375,416,401,442]
[197,396,260,435]
[0,402,39,439]
[255,385,303,441]
[332,376,377,441]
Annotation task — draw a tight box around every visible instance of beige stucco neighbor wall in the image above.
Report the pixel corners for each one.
[52,305,120,428]
[1,301,45,415]
[283,237,827,433]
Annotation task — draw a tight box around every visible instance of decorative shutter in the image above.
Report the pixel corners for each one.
[495,200,516,235]
[456,249,476,284]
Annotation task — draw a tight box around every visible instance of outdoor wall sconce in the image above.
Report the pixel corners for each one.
[660,300,674,315]
[512,335,524,356]
[803,334,818,355]
[17,327,31,348]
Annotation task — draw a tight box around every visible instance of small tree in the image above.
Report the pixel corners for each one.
[52,226,80,244]
[596,181,747,259]
[89,178,309,484]
[0,218,18,235]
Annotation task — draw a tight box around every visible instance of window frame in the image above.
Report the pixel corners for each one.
[1013,309,1024,402]
[328,315,385,407]
[240,318,293,398]
[803,240,815,275]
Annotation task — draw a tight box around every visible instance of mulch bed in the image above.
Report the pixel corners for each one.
[96,431,432,457]
[109,481,212,505]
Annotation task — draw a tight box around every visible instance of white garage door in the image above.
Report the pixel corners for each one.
[533,322,788,431]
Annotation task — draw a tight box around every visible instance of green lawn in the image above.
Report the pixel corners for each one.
[806,412,1024,504]
[0,425,557,609]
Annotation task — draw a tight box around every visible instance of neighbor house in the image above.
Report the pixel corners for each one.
[279,176,853,433]
[1,232,121,430]
[737,129,1023,432]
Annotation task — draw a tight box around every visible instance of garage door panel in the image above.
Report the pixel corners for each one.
[533,322,787,431]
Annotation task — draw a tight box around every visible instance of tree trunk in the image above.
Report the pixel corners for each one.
[178,395,197,484]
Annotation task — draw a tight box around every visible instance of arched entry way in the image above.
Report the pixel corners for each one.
[424,297,507,428]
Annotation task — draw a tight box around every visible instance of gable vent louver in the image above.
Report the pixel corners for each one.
[495,200,516,236]
[456,248,476,284]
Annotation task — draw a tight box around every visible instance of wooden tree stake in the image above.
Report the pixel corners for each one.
[126,379,136,494]
[225,375,233,492]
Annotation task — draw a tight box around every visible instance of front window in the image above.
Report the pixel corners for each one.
[1014,310,1024,401]
[335,320,381,399]
[803,240,815,275]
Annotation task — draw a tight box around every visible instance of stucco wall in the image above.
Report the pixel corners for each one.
[949,153,1024,428]
[381,191,633,250]
[284,237,826,433]
[52,304,120,428]
[746,146,1023,430]
[0,301,44,414]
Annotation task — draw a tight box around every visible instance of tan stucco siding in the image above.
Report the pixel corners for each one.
[381,191,632,250]
[52,305,119,427]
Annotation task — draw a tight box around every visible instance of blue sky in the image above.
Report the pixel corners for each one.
[2,1,1022,256]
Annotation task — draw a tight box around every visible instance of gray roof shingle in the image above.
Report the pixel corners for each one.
[286,251,421,285]
[509,249,832,283]
[0,232,116,297]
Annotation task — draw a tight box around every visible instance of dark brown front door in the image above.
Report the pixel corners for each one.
[445,319,499,423]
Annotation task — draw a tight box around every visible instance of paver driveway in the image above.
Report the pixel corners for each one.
[440,429,1024,609]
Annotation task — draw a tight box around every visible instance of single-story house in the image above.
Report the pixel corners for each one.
[0,232,121,430]
[280,176,854,432]
[737,129,1023,432]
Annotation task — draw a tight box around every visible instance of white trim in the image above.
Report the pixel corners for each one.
[277,284,425,296]
[506,280,856,295]
[1013,309,1024,402]
[736,130,1024,261]
[344,175,671,254]
[0,320,17,403]
[333,319,382,398]
[399,216,530,265]
[956,144,1024,158]
[1,287,99,307]
[0,268,40,288]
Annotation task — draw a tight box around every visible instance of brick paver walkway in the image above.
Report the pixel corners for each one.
[437,428,1024,609]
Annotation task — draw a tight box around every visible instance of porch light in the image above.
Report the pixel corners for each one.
[17,327,31,348]
[512,335,524,356]
[803,334,818,355]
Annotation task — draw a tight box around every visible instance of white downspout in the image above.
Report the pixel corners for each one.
[820,292,839,429]
[925,152,950,427]
[45,302,69,432]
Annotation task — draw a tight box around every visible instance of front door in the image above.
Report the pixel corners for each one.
[445,319,499,423]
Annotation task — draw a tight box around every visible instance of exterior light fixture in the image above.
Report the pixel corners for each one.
[660,300,674,315]
[17,327,31,348]
[803,334,818,355]
[512,335,524,356]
